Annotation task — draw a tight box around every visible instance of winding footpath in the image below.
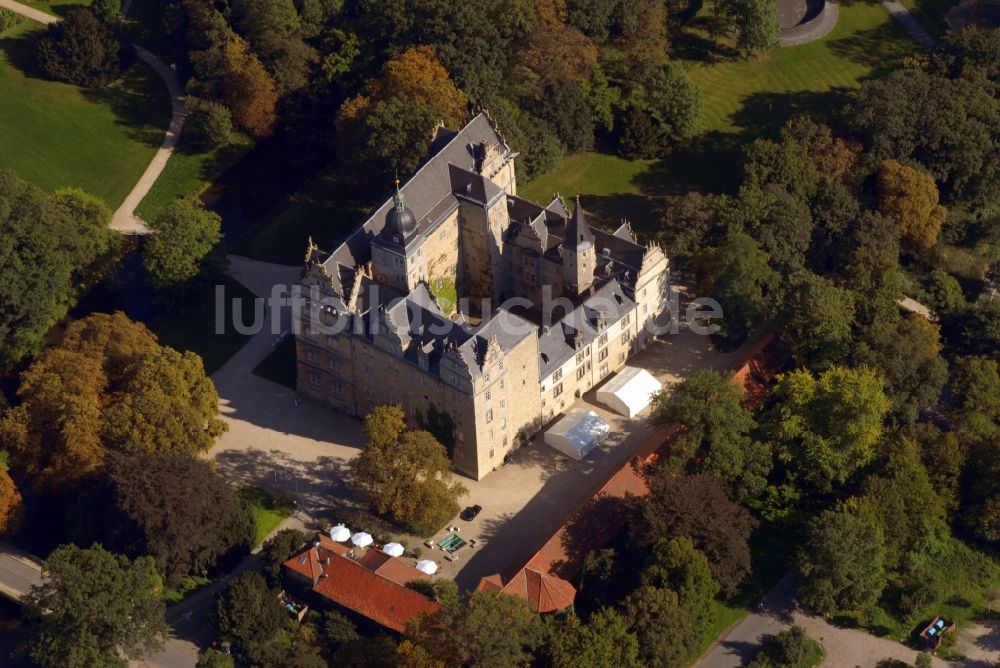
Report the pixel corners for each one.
[883,0,938,49]
[0,0,187,234]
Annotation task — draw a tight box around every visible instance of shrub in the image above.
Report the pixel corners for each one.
[0,8,24,33]
[35,8,128,87]
[188,99,243,151]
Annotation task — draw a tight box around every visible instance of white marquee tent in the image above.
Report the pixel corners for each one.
[544,408,610,460]
[596,366,662,418]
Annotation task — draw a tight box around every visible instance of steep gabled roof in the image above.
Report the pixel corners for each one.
[563,197,595,252]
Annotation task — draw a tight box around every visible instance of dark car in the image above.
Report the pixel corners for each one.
[460,505,483,521]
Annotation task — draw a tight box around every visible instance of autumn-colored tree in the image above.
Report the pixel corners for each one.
[876,160,947,251]
[349,405,466,533]
[515,0,598,94]
[221,34,279,138]
[0,312,226,491]
[336,46,468,188]
[0,453,23,535]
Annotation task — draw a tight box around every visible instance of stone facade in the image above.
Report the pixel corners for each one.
[296,113,670,480]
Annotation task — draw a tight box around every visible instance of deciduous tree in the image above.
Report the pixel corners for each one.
[766,366,890,491]
[643,472,758,595]
[214,571,286,660]
[876,160,947,251]
[694,232,779,346]
[35,8,127,86]
[0,452,23,535]
[798,501,887,615]
[406,589,543,668]
[143,195,222,288]
[651,369,769,501]
[221,33,279,137]
[23,544,167,668]
[545,608,641,668]
[778,271,856,368]
[350,405,466,533]
[71,453,255,580]
[0,312,226,490]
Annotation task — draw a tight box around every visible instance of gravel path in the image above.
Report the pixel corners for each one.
[695,573,957,668]
[0,0,187,235]
[883,0,938,49]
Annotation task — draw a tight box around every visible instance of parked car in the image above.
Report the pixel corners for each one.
[460,505,482,521]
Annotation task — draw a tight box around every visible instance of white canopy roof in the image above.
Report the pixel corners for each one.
[416,559,438,575]
[351,532,373,547]
[544,408,610,460]
[329,525,351,542]
[596,366,662,417]
[382,542,405,557]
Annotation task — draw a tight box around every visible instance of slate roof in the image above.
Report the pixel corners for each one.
[284,535,439,634]
[321,114,509,292]
[563,197,595,251]
[536,279,636,378]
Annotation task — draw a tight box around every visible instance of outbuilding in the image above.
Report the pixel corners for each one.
[596,366,662,418]
[544,408,610,460]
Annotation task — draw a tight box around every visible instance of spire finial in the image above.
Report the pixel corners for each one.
[393,173,405,212]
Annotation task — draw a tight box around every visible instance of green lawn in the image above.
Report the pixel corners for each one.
[136,133,252,222]
[0,20,169,208]
[19,0,90,17]
[147,276,257,375]
[521,2,919,209]
[234,169,365,264]
[240,486,295,547]
[252,336,297,390]
[688,2,917,135]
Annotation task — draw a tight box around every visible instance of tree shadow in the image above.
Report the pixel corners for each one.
[0,27,47,81]
[826,20,919,72]
[729,88,856,141]
[80,59,171,149]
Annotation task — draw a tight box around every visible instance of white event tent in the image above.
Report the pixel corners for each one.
[596,366,662,418]
[544,408,610,460]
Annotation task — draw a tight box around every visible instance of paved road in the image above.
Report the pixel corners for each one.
[0,0,187,235]
[695,573,956,668]
[883,0,937,49]
[0,543,42,603]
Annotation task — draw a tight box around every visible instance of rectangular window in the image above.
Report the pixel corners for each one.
[486,409,494,423]
[489,448,495,459]
[598,333,608,346]
[486,390,491,401]
[577,366,587,380]
[365,385,375,397]
[599,364,609,377]
[553,383,564,397]
[598,348,609,362]
[553,368,563,381]
[501,418,507,430]
[500,379,505,390]
[333,380,343,394]
[308,370,320,387]
[621,330,631,344]
[576,351,585,364]
[621,314,631,327]
[330,357,340,371]
[500,398,506,409]
[619,352,626,362]
[306,349,318,363]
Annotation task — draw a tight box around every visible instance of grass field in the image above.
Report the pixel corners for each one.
[148,276,256,375]
[240,486,295,547]
[521,2,919,210]
[688,2,916,134]
[0,20,169,208]
[136,134,253,222]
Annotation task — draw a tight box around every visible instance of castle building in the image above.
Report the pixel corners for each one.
[297,113,670,480]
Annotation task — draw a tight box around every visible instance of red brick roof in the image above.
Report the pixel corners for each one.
[284,535,440,634]
[481,332,786,611]
[477,567,576,613]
